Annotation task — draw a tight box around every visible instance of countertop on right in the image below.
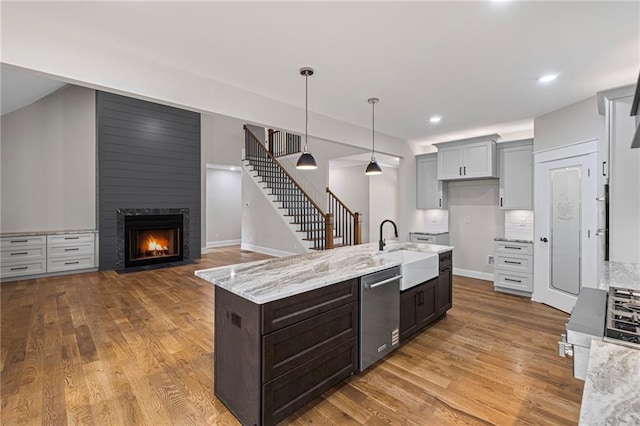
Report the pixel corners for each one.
[579,339,640,425]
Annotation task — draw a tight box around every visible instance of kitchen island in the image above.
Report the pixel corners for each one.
[196,241,453,426]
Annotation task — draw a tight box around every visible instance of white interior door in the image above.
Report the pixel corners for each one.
[533,143,598,313]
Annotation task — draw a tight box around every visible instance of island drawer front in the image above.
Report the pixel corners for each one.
[1,247,45,261]
[263,339,357,426]
[494,241,532,255]
[262,278,358,334]
[1,259,46,278]
[494,271,533,292]
[263,302,357,383]
[494,254,532,274]
[0,235,46,248]
[439,251,452,267]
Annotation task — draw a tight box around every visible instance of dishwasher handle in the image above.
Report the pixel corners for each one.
[365,275,402,290]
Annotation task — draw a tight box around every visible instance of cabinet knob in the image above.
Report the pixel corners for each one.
[540,237,549,243]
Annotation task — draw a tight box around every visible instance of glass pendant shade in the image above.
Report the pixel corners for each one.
[365,158,383,175]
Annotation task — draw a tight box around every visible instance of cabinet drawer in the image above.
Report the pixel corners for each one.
[47,233,95,245]
[494,241,532,255]
[1,259,46,278]
[48,243,94,258]
[262,339,357,426]
[439,251,452,267]
[0,235,46,249]
[494,271,533,292]
[1,246,45,261]
[263,302,357,383]
[262,278,358,334]
[411,234,436,244]
[47,256,95,273]
[494,254,532,274]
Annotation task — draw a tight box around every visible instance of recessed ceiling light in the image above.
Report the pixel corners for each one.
[429,115,442,124]
[538,74,558,83]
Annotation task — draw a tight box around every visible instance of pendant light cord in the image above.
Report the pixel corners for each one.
[371,100,376,160]
[305,73,309,151]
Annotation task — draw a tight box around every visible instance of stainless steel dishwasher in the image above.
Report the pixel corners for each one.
[359,266,401,371]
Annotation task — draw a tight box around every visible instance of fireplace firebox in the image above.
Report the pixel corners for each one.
[124,214,184,268]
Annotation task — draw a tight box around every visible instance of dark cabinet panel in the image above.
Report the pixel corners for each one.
[262,339,357,425]
[419,279,438,327]
[399,285,420,342]
[263,302,357,382]
[262,278,358,334]
[437,251,453,316]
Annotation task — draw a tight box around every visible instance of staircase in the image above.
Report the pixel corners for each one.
[244,125,361,251]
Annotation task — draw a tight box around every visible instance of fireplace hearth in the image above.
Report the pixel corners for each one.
[116,208,190,270]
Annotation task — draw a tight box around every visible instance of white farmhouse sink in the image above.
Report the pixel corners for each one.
[377,250,439,291]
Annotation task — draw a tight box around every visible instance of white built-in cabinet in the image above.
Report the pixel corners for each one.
[0,231,97,281]
[416,153,447,209]
[434,136,498,180]
[493,240,534,296]
[498,139,533,210]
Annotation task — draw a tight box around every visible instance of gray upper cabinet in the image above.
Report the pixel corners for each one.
[416,154,447,209]
[434,135,498,180]
[498,139,533,210]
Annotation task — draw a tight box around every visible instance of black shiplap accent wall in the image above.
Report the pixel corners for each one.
[97,92,201,270]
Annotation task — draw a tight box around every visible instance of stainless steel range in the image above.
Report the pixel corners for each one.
[559,286,640,380]
[605,286,640,348]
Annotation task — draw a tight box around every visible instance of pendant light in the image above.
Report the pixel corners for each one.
[296,67,318,170]
[365,97,382,175]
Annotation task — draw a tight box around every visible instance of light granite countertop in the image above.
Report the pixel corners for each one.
[0,229,97,237]
[195,241,453,304]
[579,339,640,425]
[410,231,449,236]
[599,261,640,291]
[493,236,534,244]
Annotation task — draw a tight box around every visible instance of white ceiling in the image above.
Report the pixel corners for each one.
[1,68,66,116]
[2,1,639,149]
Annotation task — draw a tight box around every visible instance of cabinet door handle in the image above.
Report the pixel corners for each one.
[64,237,80,240]
[420,291,424,305]
[64,248,80,251]
[459,166,462,176]
[10,239,28,243]
[504,246,521,250]
[504,260,522,265]
[439,198,442,207]
[505,278,522,283]
[10,266,28,271]
[602,161,607,176]
[463,166,466,175]
[64,261,80,265]
[11,252,28,256]
[500,197,503,207]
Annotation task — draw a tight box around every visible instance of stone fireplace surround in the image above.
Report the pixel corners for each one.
[116,208,190,270]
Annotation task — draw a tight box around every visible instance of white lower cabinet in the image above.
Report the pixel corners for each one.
[493,240,533,296]
[0,231,97,281]
[410,233,449,245]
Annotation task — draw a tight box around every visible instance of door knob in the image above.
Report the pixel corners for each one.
[540,237,549,243]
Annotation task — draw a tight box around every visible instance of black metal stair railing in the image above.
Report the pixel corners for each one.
[244,125,333,250]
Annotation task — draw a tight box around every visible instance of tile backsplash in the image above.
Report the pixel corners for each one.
[423,209,449,233]
[504,210,534,241]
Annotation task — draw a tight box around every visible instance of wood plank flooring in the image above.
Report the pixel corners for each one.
[1,246,584,425]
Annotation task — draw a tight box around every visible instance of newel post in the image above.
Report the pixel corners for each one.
[354,212,362,245]
[267,129,275,156]
[325,213,334,249]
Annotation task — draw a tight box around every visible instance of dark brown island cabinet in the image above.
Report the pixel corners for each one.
[214,250,453,426]
[399,251,453,343]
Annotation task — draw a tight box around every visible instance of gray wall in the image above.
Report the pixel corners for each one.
[206,168,241,246]
[97,91,201,270]
[448,179,504,277]
[369,166,400,243]
[328,165,371,243]
[1,85,96,232]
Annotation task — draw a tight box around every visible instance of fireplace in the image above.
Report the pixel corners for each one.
[117,209,189,269]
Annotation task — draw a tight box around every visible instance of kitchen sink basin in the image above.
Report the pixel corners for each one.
[377,249,439,291]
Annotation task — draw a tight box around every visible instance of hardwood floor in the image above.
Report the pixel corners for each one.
[1,247,584,425]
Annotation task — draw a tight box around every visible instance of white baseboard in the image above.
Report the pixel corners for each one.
[240,243,298,258]
[201,247,208,255]
[453,267,494,282]
[206,239,241,249]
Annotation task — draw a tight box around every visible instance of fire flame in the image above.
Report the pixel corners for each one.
[146,236,169,252]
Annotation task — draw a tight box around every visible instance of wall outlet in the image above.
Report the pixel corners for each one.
[487,255,494,265]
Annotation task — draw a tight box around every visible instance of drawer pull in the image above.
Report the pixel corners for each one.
[10,252,28,256]
[417,238,431,241]
[64,237,80,240]
[64,248,80,251]
[10,239,28,243]
[10,266,28,271]
[504,246,522,250]
[504,260,522,265]
[64,261,80,265]
[505,278,522,283]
